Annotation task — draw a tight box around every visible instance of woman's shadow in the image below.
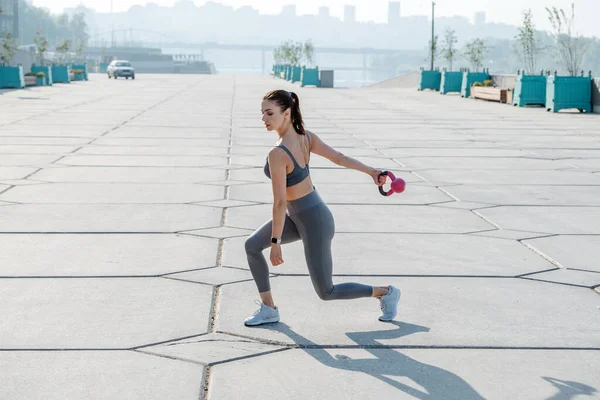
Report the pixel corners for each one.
[254,320,485,399]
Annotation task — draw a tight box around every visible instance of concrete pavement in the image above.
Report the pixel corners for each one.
[1,73,599,399]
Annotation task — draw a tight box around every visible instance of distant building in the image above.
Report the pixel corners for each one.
[318,6,330,18]
[344,5,356,24]
[0,0,19,37]
[474,11,486,26]
[388,1,401,25]
[281,4,296,17]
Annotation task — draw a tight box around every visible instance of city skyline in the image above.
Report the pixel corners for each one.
[27,0,600,38]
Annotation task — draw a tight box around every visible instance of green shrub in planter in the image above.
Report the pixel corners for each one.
[31,65,53,85]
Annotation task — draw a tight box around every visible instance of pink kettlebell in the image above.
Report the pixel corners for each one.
[378,171,406,196]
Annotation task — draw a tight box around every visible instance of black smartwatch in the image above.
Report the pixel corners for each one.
[271,237,282,244]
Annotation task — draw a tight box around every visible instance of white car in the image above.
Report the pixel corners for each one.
[107,60,135,79]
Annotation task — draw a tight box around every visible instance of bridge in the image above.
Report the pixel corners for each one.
[88,29,421,76]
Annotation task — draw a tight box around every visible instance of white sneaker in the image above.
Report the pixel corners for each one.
[379,285,401,321]
[244,300,280,326]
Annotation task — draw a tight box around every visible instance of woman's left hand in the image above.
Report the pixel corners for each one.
[270,244,284,266]
[369,168,386,186]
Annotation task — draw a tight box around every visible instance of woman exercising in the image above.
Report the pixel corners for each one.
[244,89,400,326]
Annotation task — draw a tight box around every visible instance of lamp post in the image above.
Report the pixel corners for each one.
[430,1,435,71]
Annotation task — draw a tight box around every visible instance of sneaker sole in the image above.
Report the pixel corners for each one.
[244,316,280,327]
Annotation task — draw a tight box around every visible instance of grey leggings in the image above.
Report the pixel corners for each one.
[244,190,374,300]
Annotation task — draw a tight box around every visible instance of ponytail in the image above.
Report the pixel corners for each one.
[289,92,306,135]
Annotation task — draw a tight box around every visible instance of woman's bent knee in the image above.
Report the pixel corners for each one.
[244,235,261,255]
[315,286,335,301]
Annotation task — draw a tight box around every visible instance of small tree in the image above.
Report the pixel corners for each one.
[463,38,488,72]
[516,9,544,74]
[303,39,314,67]
[441,28,458,70]
[1,32,17,66]
[75,41,85,60]
[275,40,313,66]
[55,39,72,64]
[546,3,587,76]
[34,30,49,66]
[425,35,439,69]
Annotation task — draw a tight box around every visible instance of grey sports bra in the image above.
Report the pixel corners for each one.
[264,133,311,187]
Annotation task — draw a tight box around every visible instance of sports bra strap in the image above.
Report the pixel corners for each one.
[277,144,301,167]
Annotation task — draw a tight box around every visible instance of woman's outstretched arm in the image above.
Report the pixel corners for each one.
[307,130,385,185]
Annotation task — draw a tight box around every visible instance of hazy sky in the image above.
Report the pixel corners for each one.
[30,0,600,37]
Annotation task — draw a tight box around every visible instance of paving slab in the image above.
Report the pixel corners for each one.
[226,204,495,233]
[0,137,91,145]
[415,169,600,185]
[0,183,224,204]
[478,206,600,235]
[0,154,60,166]
[523,235,600,272]
[105,126,230,138]
[166,266,255,285]
[0,351,205,400]
[0,204,221,232]
[222,233,554,276]
[380,147,535,158]
[470,229,553,240]
[0,278,212,349]
[523,269,600,288]
[56,155,228,167]
[0,166,42,180]
[186,226,253,238]
[0,145,79,154]
[139,332,284,366]
[0,124,112,137]
[441,184,600,206]
[218,277,600,348]
[76,145,230,156]
[400,157,574,170]
[0,234,217,276]
[210,348,600,400]
[93,137,231,146]
[30,166,226,183]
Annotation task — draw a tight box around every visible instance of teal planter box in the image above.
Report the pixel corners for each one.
[440,71,463,94]
[36,77,47,86]
[73,73,85,81]
[513,72,546,107]
[291,66,302,83]
[0,66,25,89]
[31,65,53,85]
[52,65,71,83]
[546,75,592,113]
[461,70,490,98]
[99,62,109,73]
[418,69,441,91]
[301,67,320,87]
[71,64,88,80]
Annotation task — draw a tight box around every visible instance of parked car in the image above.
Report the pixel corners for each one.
[107,60,135,79]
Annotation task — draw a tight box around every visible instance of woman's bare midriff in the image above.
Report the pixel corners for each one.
[285,176,315,201]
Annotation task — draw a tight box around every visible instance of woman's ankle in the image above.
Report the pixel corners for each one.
[372,286,390,298]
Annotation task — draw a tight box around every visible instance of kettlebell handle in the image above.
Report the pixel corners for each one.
[378,171,396,196]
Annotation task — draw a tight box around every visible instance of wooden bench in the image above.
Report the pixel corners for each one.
[471,87,508,104]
